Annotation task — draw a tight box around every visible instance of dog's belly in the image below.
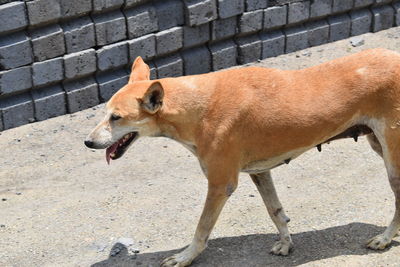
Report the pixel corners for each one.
[241,147,310,174]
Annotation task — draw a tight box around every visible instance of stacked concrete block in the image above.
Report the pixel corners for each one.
[148,62,158,80]
[64,49,96,80]
[0,2,28,35]
[394,2,400,26]
[288,1,310,24]
[97,42,129,72]
[239,10,263,34]
[354,0,374,8]
[156,27,183,56]
[32,57,64,88]
[62,17,96,53]
[209,40,237,70]
[96,69,129,101]
[263,5,287,30]
[32,85,66,121]
[92,0,124,13]
[332,0,354,13]
[184,0,218,26]
[60,0,92,19]
[236,35,262,64]
[375,0,392,6]
[155,54,183,78]
[0,66,31,95]
[125,0,152,8]
[328,14,351,41]
[218,0,245,18]
[26,0,61,27]
[306,20,329,47]
[155,0,185,31]
[350,9,372,36]
[0,32,32,70]
[285,26,308,53]
[211,17,237,41]
[31,25,66,62]
[63,77,99,113]
[128,34,156,62]
[260,30,285,59]
[183,24,210,48]
[2,0,400,131]
[182,46,211,75]
[0,93,34,129]
[372,5,394,32]
[246,0,268,11]
[310,0,332,18]
[125,4,158,38]
[93,11,127,46]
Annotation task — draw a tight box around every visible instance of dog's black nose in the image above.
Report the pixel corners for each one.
[84,140,94,148]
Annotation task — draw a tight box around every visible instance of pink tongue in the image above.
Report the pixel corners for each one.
[106,143,119,165]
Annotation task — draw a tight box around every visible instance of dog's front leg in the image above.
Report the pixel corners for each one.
[161,174,238,267]
[250,171,293,255]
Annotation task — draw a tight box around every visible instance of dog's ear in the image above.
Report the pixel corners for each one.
[129,56,150,83]
[140,82,164,114]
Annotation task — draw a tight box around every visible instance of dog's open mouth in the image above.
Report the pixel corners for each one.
[106,132,138,164]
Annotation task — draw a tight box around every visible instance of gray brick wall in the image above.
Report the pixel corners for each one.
[0,0,399,131]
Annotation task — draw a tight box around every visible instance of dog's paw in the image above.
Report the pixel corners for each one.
[270,240,293,256]
[160,253,193,267]
[366,234,391,250]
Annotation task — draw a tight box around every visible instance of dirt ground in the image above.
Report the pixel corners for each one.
[2,27,400,267]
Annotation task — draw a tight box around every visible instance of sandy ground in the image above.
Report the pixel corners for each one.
[2,27,400,267]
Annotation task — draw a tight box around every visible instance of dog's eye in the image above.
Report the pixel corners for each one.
[110,114,121,121]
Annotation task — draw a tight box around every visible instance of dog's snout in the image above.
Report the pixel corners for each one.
[84,140,94,148]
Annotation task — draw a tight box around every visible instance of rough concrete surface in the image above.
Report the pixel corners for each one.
[2,27,400,267]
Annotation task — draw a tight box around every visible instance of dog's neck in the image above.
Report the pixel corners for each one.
[155,76,216,145]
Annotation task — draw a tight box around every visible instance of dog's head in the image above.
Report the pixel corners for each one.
[84,57,164,164]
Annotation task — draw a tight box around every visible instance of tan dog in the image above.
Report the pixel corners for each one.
[85,48,400,266]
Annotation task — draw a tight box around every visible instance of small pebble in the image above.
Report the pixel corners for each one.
[350,37,365,47]
[1,198,7,201]
[110,246,121,257]
[15,192,22,195]
[249,194,255,197]
[96,244,107,252]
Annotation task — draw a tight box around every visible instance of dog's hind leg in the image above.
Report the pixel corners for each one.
[366,128,400,249]
[366,133,383,158]
[250,171,293,255]
[161,164,238,267]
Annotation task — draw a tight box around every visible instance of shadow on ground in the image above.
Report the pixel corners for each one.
[92,222,399,267]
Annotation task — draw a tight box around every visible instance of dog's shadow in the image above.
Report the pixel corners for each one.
[91,222,399,267]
